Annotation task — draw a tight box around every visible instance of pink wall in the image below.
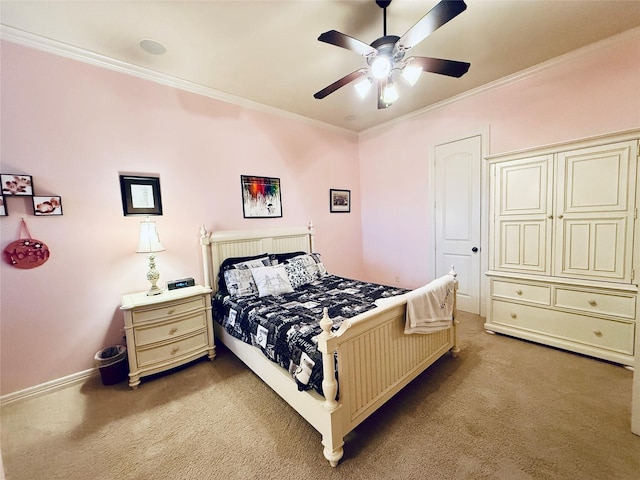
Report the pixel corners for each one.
[0,41,363,395]
[359,30,640,289]
[2,28,639,396]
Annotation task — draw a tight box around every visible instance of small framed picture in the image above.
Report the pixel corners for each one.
[1,174,33,196]
[0,194,7,216]
[119,175,163,216]
[330,189,351,213]
[33,196,63,216]
[241,175,282,218]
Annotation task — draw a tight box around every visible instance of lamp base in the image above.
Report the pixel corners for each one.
[145,253,163,296]
[146,285,163,296]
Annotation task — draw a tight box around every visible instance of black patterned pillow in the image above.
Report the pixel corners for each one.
[287,254,320,280]
[224,269,258,298]
[310,253,328,276]
[285,259,315,289]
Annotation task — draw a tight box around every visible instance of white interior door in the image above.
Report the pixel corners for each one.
[435,136,482,314]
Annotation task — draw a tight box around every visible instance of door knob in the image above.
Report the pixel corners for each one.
[471,247,479,253]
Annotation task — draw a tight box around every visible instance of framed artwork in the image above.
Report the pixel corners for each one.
[330,189,351,213]
[0,195,7,216]
[241,175,282,218]
[119,175,163,216]
[1,174,33,196]
[33,196,63,216]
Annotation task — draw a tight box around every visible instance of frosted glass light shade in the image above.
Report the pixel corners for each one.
[402,64,422,86]
[382,83,399,104]
[371,56,392,80]
[354,77,373,98]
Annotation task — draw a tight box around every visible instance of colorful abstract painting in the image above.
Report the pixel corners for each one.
[241,175,282,218]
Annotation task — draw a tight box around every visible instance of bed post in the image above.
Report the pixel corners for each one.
[308,220,316,252]
[317,307,344,467]
[449,266,460,357]
[200,225,213,290]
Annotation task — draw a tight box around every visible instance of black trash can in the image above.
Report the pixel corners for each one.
[94,345,128,386]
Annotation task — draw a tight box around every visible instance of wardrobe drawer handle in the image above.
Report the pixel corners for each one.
[170,346,180,355]
[515,289,523,295]
[510,313,517,319]
[169,327,178,335]
[593,330,603,337]
[588,300,597,307]
[167,308,176,315]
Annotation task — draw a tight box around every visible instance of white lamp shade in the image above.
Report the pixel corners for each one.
[136,219,165,253]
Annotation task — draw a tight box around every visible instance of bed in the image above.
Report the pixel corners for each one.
[199,224,459,466]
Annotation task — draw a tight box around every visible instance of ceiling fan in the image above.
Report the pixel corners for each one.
[313,0,470,109]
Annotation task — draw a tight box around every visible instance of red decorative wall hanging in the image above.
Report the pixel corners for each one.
[3,218,50,269]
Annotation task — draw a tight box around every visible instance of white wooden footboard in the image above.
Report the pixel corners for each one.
[317,283,458,466]
[200,225,458,467]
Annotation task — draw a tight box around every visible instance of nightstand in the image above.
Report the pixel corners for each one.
[120,285,215,389]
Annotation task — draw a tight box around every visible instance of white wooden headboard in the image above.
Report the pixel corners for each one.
[199,225,315,293]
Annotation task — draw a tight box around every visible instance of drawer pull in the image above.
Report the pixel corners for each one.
[169,327,178,335]
[593,330,603,337]
[510,313,517,319]
[170,346,180,355]
[515,289,523,295]
[588,300,597,307]
[167,308,176,315]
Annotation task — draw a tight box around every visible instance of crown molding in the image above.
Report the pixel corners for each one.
[0,25,356,138]
[360,25,640,138]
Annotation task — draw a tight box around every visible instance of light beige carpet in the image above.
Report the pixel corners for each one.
[1,312,638,480]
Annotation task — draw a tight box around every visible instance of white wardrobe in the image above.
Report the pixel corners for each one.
[485,130,640,368]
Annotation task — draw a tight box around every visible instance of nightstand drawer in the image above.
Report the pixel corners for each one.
[131,297,205,324]
[136,331,209,367]
[134,311,208,346]
[554,288,636,319]
[492,280,550,305]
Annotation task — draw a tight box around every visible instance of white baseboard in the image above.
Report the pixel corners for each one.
[0,368,99,406]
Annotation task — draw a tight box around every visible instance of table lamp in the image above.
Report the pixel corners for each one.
[136,216,165,295]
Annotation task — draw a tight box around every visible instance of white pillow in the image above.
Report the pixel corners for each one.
[233,257,271,269]
[250,265,294,297]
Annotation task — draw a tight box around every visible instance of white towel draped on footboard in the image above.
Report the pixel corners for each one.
[404,275,456,334]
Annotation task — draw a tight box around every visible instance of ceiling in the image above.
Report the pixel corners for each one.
[1,1,640,133]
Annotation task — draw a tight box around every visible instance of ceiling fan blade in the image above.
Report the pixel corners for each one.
[314,71,364,99]
[396,0,467,52]
[408,56,470,77]
[318,30,377,57]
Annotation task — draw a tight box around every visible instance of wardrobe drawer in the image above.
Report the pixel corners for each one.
[131,296,205,324]
[554,288,636,319]
[492,280,550,305]
[136,331,209,367]
[492,300,634,355]
[134,311,207,346]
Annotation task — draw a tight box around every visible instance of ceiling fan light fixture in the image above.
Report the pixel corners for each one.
[401,64,423,86]
[354,76,373,98]
[382,82,399,105]
[371,55,392,79]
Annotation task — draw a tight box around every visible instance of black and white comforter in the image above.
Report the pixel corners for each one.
[213,275,408,394]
